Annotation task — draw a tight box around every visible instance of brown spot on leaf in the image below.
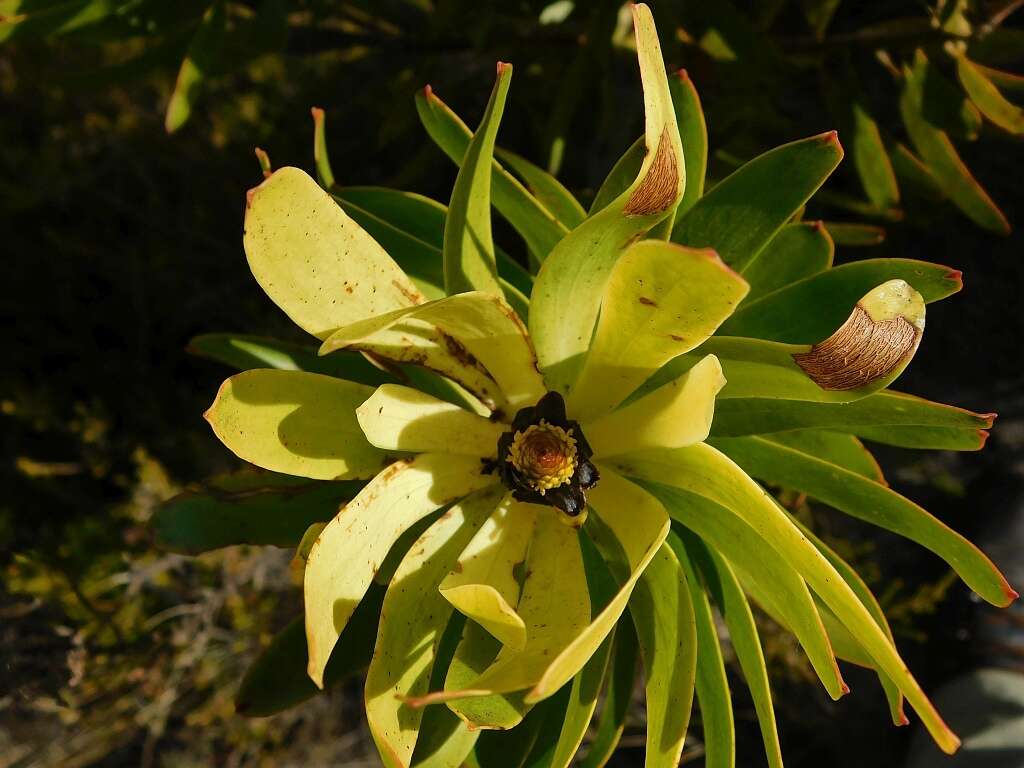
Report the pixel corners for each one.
[793,305,920,390]
[638,296,657,307]
[392,279,425,305]
[624,126,679,216]
[669,334,685,342]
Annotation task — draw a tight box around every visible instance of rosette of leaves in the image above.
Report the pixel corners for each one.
[156,5,1017,766]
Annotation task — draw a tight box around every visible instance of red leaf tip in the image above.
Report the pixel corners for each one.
[945,269,963,284]
[977,429,990,448]
[423,84,434,97]
[675,67,690,81]
[311,106,324,120]
[496,61,512,74]
[1006,586,1019,602]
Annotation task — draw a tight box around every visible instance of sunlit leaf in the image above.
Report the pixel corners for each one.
[711,435,1014,607]
[495,147,586,230]
[530,3,686,395]
[671,69,708,217]
[578,620,638,768]
[204,369,384,480]
[444,63,511,296]
[366,489,499,768]
[668,531,735,768]
[304,454,498,687]
[567,239,746,419]
[955,54,1024,135]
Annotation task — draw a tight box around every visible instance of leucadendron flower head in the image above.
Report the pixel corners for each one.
[189,5,1017,767]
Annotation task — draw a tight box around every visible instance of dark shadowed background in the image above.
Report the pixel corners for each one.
[2,1,1023,766]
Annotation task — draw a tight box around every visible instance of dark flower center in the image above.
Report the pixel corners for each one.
[486,391,599,518]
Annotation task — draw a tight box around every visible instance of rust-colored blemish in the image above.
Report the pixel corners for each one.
[624,126,679,217]
[669,334,685,342]
[638,296,657,307]
[245,188,257,209]
[392,279,425,305]
[440,332,498,384]
[793,305,919,390]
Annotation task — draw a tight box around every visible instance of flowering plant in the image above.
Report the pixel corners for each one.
[161,5,1015,766]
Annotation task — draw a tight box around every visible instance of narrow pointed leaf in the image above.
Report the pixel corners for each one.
[164,1,225,133]
[890,143,946,202]
[710,435,1014,607]
[823,222,885,247]
[187,333,393,384]
[900,57,1009,234]
[495,147,586,230]
[567,239,747,419]
[626,541,697,768]
[204,369,384,480]
[530,3,686,395]
[789,516,907,725]
[416,86,567,259]
[444,63,511,296]
[741,222,833,303]
[670,132,843,272]
[579,620,638,768]
[589,137,645,215]
[668,531,735,768]
[671,69,708,216]
[648,484,846,699]
[154,474,360,553]
[366,489,499,768]
[609,443,964,753]
[956,55,1024,134]
[710,389,995,443]
[718,258,959,343]
[689,540,784,768]
[765,431,885,483]
[304,454,498,687]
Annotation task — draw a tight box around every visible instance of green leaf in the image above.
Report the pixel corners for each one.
[710,389,995,445]
[333,186,533,310]
[649,484,846,699]
[889,143,946,202]
[853,424,989,451]
[415,86,567,260]
[311,106,335,188]
[764,430,885,483]
[671,132,843,273]
[710,435,1014,607]
[718,258,959,343]
[236,585,384,717]
[568,239,746,419]
[495,147,586,230]
[366,490,498,768]
[444,63,511,296]
[668,531,735,768]
[530,3,685,395]
[153,473,360,554]
[578,619,638,768]
[688,539,783,768]
[542,537,619,768]
[304,454,499,688]
[968,62,1024,95]
[589,137,644,216]
[627,541,697,768]
[204,369,384,481]
[187,333,392,387]
[913,49,982,142]
[740,221,833,304]
[900,55,1009,234]
[670,69,708,217]
[823,222,885,247]
[955,55,1024,135]
[0,0,121,43]
[165,1,225,133]
[788,515,906,725]
[834,70,901,210]
[608,444,962,754]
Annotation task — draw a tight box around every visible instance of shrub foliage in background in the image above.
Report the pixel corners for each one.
[153,5,1017,766]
